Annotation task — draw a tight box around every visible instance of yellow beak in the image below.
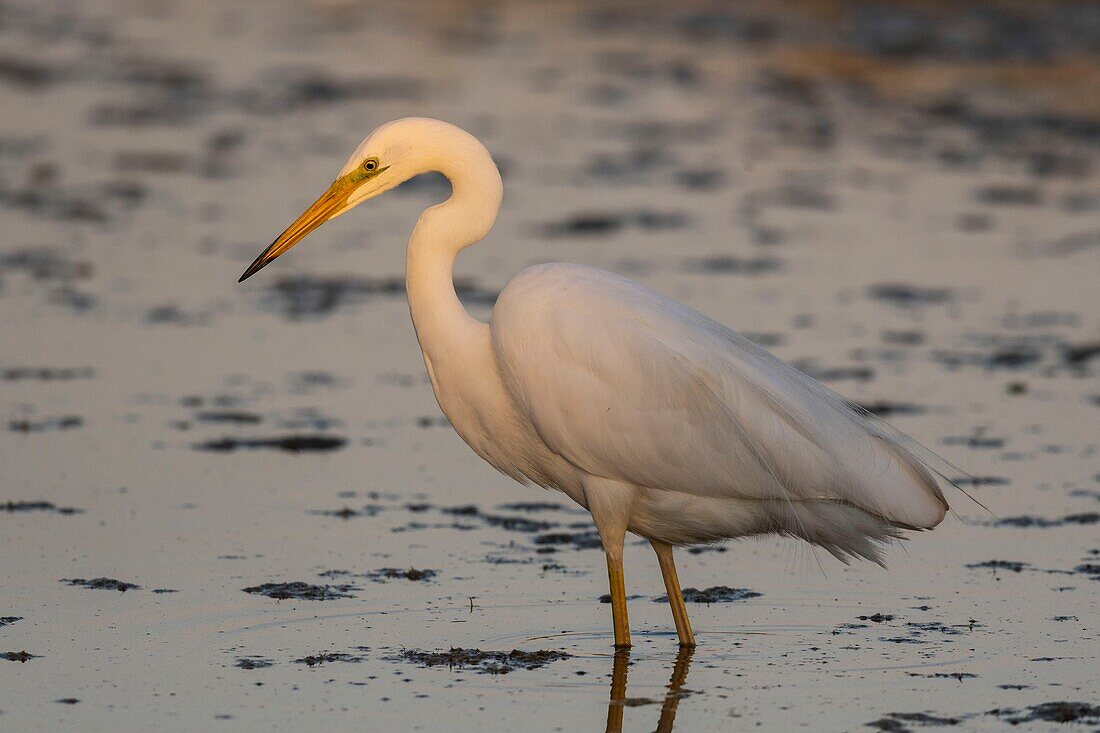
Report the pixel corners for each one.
[238,165,387,282]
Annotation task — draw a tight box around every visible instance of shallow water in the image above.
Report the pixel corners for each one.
[1,1,1098,730]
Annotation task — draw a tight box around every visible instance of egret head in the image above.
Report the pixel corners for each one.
[238,117,484,282]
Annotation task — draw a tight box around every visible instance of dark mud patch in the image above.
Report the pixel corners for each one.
[0,55,58,88]
[957,212,992,232]
[849,401,925,418]
[676,168,725,190]
[950,476,1008,487]
[932,335,1096,374]
[532,529,603,550]
[180,394,243,409]
[242,582,356,600]
[1064,342,1100,370]
[540,210,688,238]
[394,647,570,674]
[9,416,83,433]
[585,146,674,181]
[441,505,557,533]
[990,702,1100,725]
[145,304,209,326]
[396,520,480,533]
[882,330,926,346]
[867,711,963,731]
[0,367,94,381]
[992,513,1099,529]
[0,178,144,226]
[321,567,437,582]
[0,617,22,627]
[657,586,762,604]
[54,698,79,704]
[968,559,1025,572]
[293,650,368,667]
[879,636,929,645]
[686,545,729,555]
[194,435,346,453]
[609,696,664,708]
[366,567,437,582]
[941,429,1004,450]
[497,501,569,513]
[438,504,478,517]
[791,361,874,383]
[240,70,423,114]
[0,248,94,282]
[598,594,644,603]
[974,184,1042,207]
[906,621,969,636]
[1,501,82,514]
[287,371,341,393]
[686,256,782,275]
[235,657,275,670]
[194,411,262,425]
[1073,562,1100,579]
[858,613,895,623]
[1036,229,1100,257]
[1,651,38,663]
[309,504,384,519]
[113,150,191,174]
[62,577,140,592]
[868,283,954,307]
[274,408,341,431]
[878,618,976,645]
[771,179,836,210]
[261,275,496,319]
[472,513,554,533]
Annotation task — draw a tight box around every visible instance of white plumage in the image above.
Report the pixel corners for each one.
[492,264,946,559]
[240,117,950,648]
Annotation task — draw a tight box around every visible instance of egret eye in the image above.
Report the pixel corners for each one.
[363,158,378,171]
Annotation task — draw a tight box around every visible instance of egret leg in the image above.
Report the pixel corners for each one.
[651,540,696,648]
[582,474,637,650]
[606,551,631,649]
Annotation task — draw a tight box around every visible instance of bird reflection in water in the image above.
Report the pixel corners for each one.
[605,647,694,733]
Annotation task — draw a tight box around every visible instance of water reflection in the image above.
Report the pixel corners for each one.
[605,647,695,733]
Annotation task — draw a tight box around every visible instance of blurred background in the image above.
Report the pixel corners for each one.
[1,1,1097,730]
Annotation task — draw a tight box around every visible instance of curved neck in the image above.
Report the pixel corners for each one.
[405,145,503,365]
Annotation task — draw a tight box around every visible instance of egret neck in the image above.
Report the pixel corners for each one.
[404,145,501,370]
[402,131,506,461]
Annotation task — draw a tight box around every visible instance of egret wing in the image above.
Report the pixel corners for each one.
[491,264,946,529]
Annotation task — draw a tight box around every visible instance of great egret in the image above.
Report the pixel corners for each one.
[239,118,949,649]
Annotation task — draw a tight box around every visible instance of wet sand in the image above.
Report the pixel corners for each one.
[1,1,1098,730]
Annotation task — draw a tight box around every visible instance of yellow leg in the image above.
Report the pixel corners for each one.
[606,553,631,649]
[582,473,636,650]
[651,540,696,648]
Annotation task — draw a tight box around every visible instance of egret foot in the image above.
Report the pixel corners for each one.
[651,540,696,648]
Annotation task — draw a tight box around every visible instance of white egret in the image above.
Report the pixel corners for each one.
[239,118,949,649]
